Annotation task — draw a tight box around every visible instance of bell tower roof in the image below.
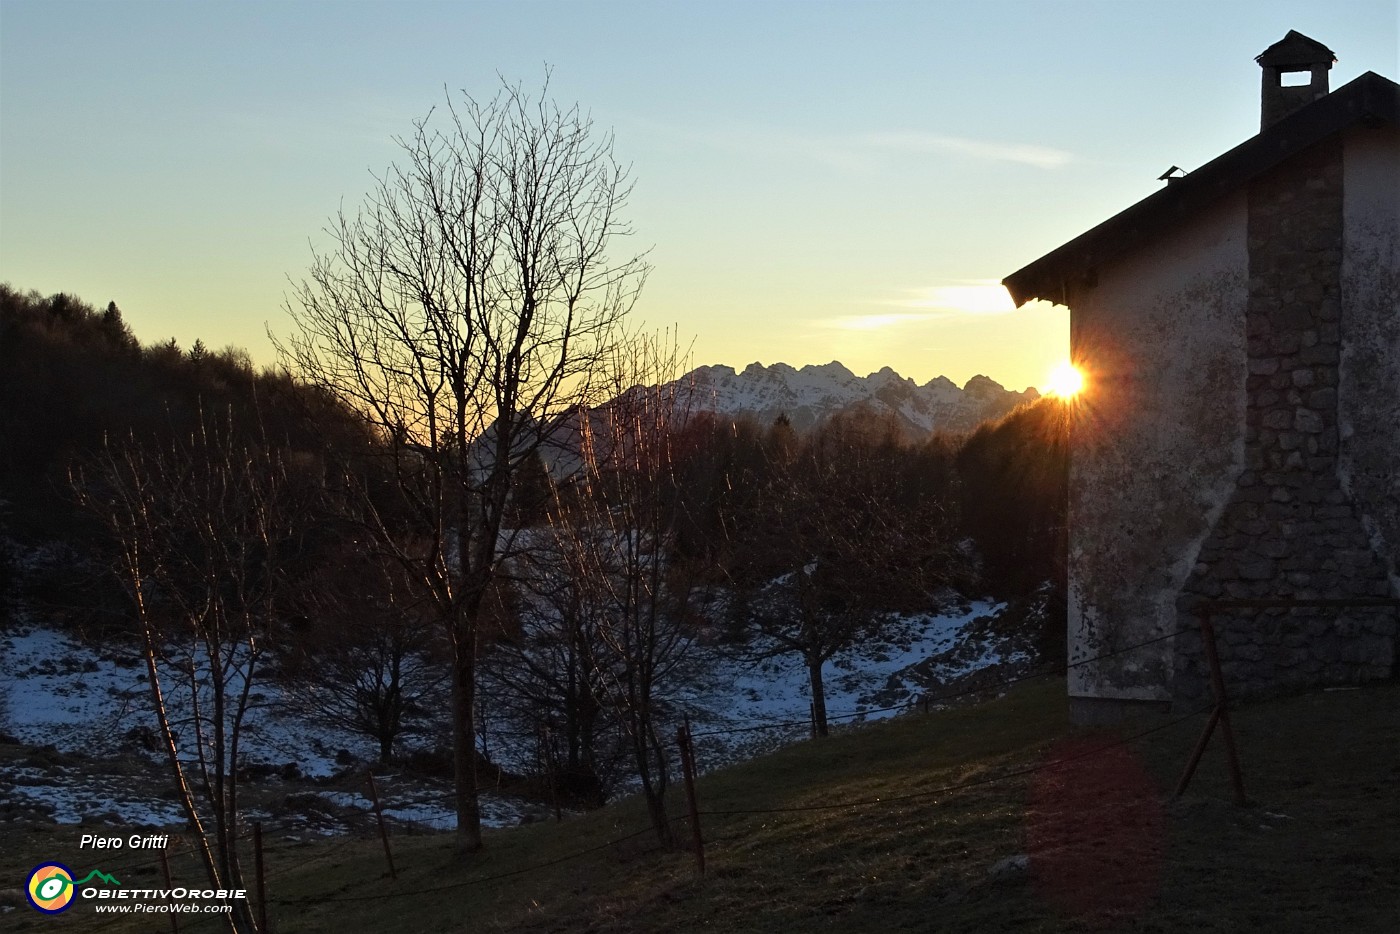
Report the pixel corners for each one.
[1256,31,1336,129]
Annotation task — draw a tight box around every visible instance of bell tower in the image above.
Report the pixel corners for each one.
[1257,30,1336,130]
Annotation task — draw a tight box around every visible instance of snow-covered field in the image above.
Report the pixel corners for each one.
[1,598,1024,836]
[0,625,478,835]
[2,628,375,773]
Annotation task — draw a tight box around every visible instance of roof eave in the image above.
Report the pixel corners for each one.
[1003,71,1400,308]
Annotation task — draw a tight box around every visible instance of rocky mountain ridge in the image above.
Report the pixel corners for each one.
[672,361,1039,435]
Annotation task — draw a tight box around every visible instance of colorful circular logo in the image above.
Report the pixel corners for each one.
[26,863,77,914]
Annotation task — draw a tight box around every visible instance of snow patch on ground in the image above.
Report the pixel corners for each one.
[3,763,187,826]
[0,625,531,833]
[679,599,1011,770]
[0,626,378,772]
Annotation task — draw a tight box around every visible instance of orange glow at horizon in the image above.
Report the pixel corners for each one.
[1046,361,1085,399]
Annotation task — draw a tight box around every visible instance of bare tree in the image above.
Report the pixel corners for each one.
[483,523,617,808]
[739,413,965,737]
[557,333,696,844]
[280,547,447,766]
[278,77,646,853]
[76,412,308,934]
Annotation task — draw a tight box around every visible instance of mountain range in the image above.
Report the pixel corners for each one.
[669,361,1040,436]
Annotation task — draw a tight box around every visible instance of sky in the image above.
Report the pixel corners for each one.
[2,1,1395,393]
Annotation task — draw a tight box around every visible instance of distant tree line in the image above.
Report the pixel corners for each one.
[957,400,1070,660]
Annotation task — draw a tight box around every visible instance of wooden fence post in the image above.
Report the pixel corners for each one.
[676,716,705,876]
[1200,612,1247,806]
[158,845,179,934]
[1177,596,1398,805]
[365,770,398,879]
[1174,610,1247,805]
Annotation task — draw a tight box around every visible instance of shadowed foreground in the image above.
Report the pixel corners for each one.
[4,678,1396,933]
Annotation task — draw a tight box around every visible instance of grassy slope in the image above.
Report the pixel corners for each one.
[6,678,1398,932]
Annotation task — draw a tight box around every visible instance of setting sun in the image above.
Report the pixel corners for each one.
[1046,361,1085,398]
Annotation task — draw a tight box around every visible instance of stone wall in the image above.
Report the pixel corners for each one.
[1174,137,1398,704]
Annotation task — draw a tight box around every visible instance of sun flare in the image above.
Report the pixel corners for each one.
[1046,361,1085,399]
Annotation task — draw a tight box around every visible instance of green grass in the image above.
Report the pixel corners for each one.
[6,678,1398,932]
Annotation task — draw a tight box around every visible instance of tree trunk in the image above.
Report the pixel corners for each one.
[632,725,673,847]
[642,784,670,848]
[450,623,483,853]
[807,655,829,738]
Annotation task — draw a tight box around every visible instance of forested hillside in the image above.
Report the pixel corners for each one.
[0,285,365,629]
[0,285,357,535]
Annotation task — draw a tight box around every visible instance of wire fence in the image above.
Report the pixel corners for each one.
[244,622,1213,908]
[264,697,1215,907]
[161,623,1199,837]
[307,621,1195,820]
[34,615,1359,924]
[58,677,1378,928]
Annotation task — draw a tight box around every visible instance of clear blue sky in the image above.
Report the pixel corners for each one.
[2,0,1395,391]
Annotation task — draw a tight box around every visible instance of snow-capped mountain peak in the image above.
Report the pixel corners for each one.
[674,361,1038,435]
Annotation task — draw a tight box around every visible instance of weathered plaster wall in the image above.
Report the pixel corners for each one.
[1340,124,1400,593]
[1173,137,1397,704]
[1067,192,1249,704]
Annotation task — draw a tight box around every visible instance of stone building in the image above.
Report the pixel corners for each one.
[1002,32,1400,720]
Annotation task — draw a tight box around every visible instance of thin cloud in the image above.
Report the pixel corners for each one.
[877,281,1019,315]
[818,282,1020,331]
[858,132,1075,169]
[635,119,1076,172]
